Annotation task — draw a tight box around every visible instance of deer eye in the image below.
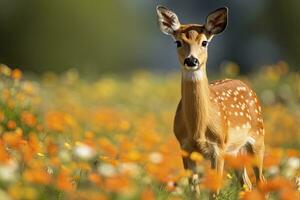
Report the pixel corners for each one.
[175,41,182,48]
[202,41,208,47]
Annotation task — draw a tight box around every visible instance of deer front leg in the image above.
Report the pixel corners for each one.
[181,141,201,197]
[182,156,201,196]
[210,154,224,199]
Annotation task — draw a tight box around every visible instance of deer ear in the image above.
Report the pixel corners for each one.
[156,6,181,35]
[205,7,228,35]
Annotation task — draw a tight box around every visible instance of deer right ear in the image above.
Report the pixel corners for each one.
[156,6,181,35]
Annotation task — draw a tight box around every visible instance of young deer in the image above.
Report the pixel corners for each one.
[156,6,265,194]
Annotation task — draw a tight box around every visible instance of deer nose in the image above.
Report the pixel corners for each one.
[184,56,199,68]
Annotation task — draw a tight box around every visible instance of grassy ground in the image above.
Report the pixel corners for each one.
[0,63,299,199]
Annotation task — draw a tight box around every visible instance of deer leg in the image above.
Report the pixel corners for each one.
[183,157,201,198]
[242,167,252,190]
[234,167,252,191]
[246,139,265,185]
[181,140,201,197]
[209,155,224,199]
[253,144,266,184]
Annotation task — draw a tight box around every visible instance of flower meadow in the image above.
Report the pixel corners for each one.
[0,63,299,200]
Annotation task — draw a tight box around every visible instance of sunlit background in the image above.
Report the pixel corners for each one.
[0,1,300,199]
[0,0,299,74]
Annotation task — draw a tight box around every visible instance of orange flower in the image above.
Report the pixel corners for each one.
[20,144,35,162]
[3,130,23,148]
[45,111,76,132]
[56,169,74,192]
[23,169,52,185]
[242,190,264,200]
[88,173,103,186]
[11,68,22,80]
[28,133,41,153]
[7,120,17,130]
[98,138,118,157]
[46,139,58,156]
[286,149,300,157]
[21,111,37,127]
[0,139,10,163]
[263,149,282,168]
[259,177,290,192]
[224,154,254,169]
[280,188,300,200]
[104,176,131,193]
[141,188,155,200]
[202,169,223,192]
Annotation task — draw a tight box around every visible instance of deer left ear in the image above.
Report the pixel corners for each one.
[205,7,228,35]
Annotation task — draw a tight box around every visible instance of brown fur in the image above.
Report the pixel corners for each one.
[157,6,265,195]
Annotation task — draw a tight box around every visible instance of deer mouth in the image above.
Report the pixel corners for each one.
[184,62,203,71]
[185,65,199,71]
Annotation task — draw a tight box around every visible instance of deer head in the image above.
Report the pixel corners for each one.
[156,6,228,76]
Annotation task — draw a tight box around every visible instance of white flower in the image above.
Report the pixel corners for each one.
[284,157,300,178]
[47,166,54,175]
[118,162,140,176]
[73,143,96,160]
[287,157,300,169]
[268,166,279,176]
[98,163,117,177]
[0,160,18,182]
[149,152,163,164]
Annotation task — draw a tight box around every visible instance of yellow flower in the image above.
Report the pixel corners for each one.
[190,152,203,162]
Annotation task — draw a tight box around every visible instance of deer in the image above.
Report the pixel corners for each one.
[156,5,266,196]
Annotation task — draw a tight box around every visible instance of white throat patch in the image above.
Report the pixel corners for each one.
[182,69,203,81]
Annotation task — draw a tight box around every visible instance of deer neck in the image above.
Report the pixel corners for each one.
[181,67,210,141]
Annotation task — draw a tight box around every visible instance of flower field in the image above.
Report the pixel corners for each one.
[0,63,299,200]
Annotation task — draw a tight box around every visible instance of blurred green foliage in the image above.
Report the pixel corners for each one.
[0,0,147,74]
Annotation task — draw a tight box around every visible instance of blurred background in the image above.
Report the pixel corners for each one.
[0,0,300,74]
[0,0,299,75]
